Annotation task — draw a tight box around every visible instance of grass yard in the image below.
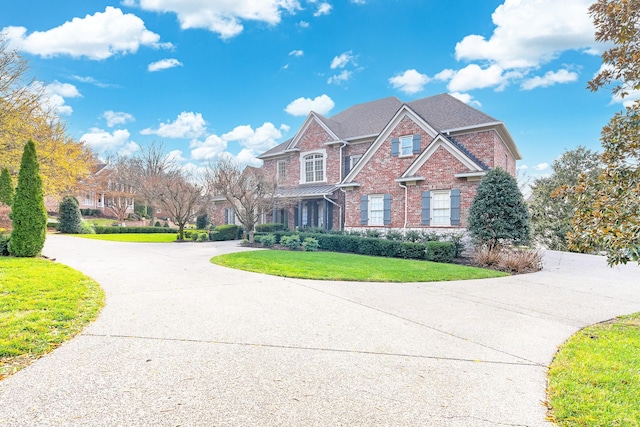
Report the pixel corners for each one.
[0,257,105,379]
[211,250,508,282]
[75,233,178,243]
[547,312,640,426]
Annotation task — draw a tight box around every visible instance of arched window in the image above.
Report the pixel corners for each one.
[304,153,324,183]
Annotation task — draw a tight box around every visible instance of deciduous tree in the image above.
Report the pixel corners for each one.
[205,158,278,243]
[8,140,47,257]
[567,0,640,265]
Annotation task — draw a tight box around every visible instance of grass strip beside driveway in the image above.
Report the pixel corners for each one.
[547,312,640,426]
[0,257,105,379]
[74,233,178,243]
[211,250,508,282]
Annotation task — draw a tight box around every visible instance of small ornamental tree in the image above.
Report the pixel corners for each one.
[8,140,48,257]
[57,195,83,234]
[468,168,530,249]
[0,167,14,207]
[196,212,210,229]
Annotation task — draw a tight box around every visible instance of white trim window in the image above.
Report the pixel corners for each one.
[277,160,286,182]
[400,135,413,156]
[83,192,94,206]
[303,153,325,183]
[431,191,451,226]
[368,195,384,226]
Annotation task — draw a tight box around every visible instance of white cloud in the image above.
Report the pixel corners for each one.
[137,0,301,39]
[611,89,640,108]
[3,7,170,60]
[330,51,353,69]
[285,94,335,116]
[521,69,579,90]
[118,141,141,156]
[517,164,529,170]
[81,128,132,154]
[351,0,366,3]
[71,75,117,88]
[148,58,183,72]
[328,70,352,85]
[388,69,430,94]
[236,148,263,168]
[190,135,228,161]
[314,2,332,16]
[41,81,81,115]
[446,64,506,92]
[299,20,310,28]
[141,112,206,138]
[102,110,135,127]
[534,162,549,171]
[165,149,186,163]
[222,122,285,152]
[454,0,596,69]
[289,49,304,57]
[449,92,482,107]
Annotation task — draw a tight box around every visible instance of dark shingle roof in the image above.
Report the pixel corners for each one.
[258,93,501,158]
[407,94,498,131]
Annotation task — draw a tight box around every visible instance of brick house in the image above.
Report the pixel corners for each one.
[76,163,135,218]
[218,93,520,234]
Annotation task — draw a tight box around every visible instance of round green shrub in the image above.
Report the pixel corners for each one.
[57,195,84,234]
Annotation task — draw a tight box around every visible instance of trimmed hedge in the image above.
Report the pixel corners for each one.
[425,241,455,263]
[255,223,285,233]
[94,226,178,234]
[253,231,455,263]
[210,224,242,241]
[0,233,10,256]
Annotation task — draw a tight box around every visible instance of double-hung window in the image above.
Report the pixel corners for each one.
[368,195,384,226]
[277,160,286,182]
[400,136,413,156]
[431,191,450,226]
[304,153,324,183]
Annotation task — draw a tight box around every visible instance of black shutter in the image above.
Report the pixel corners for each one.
[391,138,399,157]
[450,189,461,226]
[412,134,422,154]
[421,191,430,225]
[344,156,351,176]
[383,194,392,225]
[361,195,368,225]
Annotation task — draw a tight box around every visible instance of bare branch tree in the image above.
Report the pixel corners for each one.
[155,171,206,240]
[205,157,278,243]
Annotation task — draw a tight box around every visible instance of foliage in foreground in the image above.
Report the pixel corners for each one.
[0,257,105,378]
[0,167,14,207]
[567,0,640,265]
[468,168,530,249]
[8,141,47,257]
[547,312,640,426]
[211,250,507,282]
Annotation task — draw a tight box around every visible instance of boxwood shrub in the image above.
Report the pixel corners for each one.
[210,224,242,241]
[94,226,178,234]
[255,223,285,233]
[425,241,455,263]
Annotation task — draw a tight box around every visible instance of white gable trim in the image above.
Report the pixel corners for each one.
[402,135,485,178]
[286,113,340,150]
[342,105,438,183]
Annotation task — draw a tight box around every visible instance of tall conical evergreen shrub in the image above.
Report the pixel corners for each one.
[9,141,47,257]
[57,195,83,234]
[0,167,14,207]
[468,168,530,249]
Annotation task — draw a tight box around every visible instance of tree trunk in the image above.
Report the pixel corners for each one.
[178,224,185,241]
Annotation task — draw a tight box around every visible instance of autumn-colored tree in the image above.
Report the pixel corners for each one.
[8,140,47,257]
[205,158,279,243]
[0,35,93,197]
[568,0,640,265]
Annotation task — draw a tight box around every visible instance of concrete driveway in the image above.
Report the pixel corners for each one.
[1,235,640,426]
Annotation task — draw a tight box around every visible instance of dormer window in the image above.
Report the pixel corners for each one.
[302,152,325,183]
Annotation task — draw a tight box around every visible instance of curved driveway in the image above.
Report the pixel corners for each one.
[1,235,640,426]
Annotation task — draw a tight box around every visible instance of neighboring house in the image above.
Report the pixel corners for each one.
[217,93,521,233]
[76,163,135,218]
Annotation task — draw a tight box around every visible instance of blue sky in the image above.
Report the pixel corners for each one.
[1,0,630,184]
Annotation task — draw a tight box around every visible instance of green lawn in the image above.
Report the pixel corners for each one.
[211,250,508,282]
[75,233,178,243]
[547,312,640,426]
[0,257,104,379]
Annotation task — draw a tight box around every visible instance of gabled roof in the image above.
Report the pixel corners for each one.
[257,93,519,159]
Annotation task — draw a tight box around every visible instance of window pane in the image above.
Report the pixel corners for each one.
[369,195,384,226]
[432,192,450,226]
[400,136,412,156]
